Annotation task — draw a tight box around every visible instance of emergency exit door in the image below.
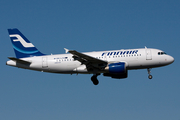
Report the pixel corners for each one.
[42,57,48,68]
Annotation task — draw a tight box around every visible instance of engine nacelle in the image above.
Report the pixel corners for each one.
[105,62,126,74]
[104,62,127,79]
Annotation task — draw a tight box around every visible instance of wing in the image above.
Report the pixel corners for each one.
[64,48,107,71]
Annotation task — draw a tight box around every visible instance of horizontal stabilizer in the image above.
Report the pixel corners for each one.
[8,57,31,64]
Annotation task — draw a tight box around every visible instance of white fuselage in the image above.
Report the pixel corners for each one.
[6,48,174,74]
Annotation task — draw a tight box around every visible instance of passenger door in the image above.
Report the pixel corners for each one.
[146,49,152,60]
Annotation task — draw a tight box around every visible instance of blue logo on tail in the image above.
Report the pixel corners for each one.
[8,28,45,58]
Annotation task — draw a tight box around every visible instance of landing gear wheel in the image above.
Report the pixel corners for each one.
[148,75,153,79]
[91,75,99,85]
[147,68,153,79]
[92,79,99,85]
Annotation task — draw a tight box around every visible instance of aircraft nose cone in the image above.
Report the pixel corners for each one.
[168,56,174,64]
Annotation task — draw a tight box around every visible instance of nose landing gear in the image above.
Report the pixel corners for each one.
[91,74,100,85]
[147,68,153,79]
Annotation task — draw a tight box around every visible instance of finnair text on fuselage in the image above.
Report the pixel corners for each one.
[102,50,138,56]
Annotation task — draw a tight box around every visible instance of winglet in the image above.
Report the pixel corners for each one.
[64,48,69,53]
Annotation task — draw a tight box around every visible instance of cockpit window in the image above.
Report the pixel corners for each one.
[158,52,167,55]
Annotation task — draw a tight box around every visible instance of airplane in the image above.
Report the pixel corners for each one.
[6,28,174,85]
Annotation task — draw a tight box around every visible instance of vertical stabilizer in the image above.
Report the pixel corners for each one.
[8,28,45,58]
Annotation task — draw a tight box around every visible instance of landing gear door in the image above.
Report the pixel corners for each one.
[146,49,152,60]
[42,57,48,68]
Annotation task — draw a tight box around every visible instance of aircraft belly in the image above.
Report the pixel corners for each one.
[48,61,81,73]
[127,61,140,69]
[128,58,166,69]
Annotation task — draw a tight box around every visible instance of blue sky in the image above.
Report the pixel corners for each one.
[0,0,180,120]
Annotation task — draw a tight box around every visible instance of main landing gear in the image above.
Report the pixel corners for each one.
[91,74,100,85]
[147,68,153,79]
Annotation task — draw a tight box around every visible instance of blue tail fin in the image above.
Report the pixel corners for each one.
[8,28,45,58]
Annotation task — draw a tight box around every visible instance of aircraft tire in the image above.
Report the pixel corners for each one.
[148,75,153,79]
[91,76,99,85]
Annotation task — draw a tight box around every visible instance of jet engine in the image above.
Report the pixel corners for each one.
[104,62,128,79]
